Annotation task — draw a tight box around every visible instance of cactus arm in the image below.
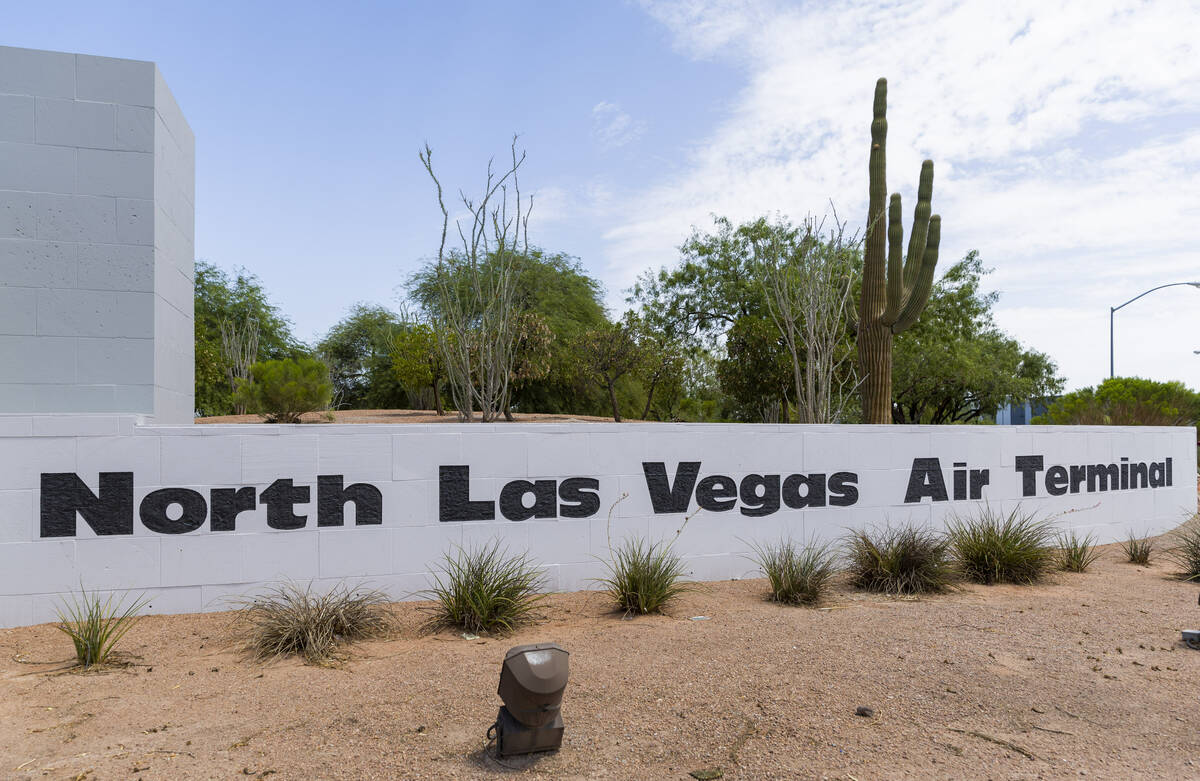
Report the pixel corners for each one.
[902,160,934,291]
[862,78,889,321]
[881,193,905,326]
[891,214,941,333]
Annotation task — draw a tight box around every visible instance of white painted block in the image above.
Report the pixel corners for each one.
[0,141,75,193]
[0,94,35,143]
[76,433,160,482]
[392,433,460,480]
[75,337,154,385]
[458,432,528,477]
[378,479,437,526]
[0,540,76,593]
[142,585,204,616]
[115,197,153,244]
[116,105,153,152]
[161,434,242,485]
[319,527,393,578]
[0,288,36,335]
[0,490,35,541]
[587,430,647,475]
[0,46,74,98]
[35,289,153,338]
[75,536,160,589]
[32,415,120,436]
[0,191,36,238]
[0,415,34,436]
[318,434,393,482]
[0,237,76,287]
[526,432,592,477]
[75,53,155,106]
[243,435,319,484]
[77,148,154,199]
[161,533,244,587]
[461,520,531,556]
[77,242,154,291]
[239,532,319,582]
[0,435,74,488]
[35,385,119,414]
[391,524,462,574]
[34,193,117,243]
[34,98,117,149]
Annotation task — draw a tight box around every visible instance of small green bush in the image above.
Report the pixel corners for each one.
[947,507,1056,585]
[55,585,149,668]
[1057,531,1101,573]
[1167,519,1200,581]
[1120,533,1153,565]
[846,525,954,594]
[598,537,692,615]
[233,357,333,423]
[238,582,392,664]
[422,541,544,635]
[750,538,838,605]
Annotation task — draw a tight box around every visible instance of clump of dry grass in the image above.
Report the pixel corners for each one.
[1120,533,1153,566]
[55,585,149,668]
[947,507,1056,585]
[846,524,955,594]
[749,538,839,606]
[1167,517,1200,581]
[1057,531,1102,573]
[422,541,545,635]
[598,537,694,616]
[236,582,393,664]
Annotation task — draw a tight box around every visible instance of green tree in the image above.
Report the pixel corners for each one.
[890,252,1062,423]
[194,261,304,416]
[716,316,795,422]
[317,304,407,409]
[390,321,446,415]
[576,315,649,422]
[1036,377,1200,426]
[233,357,333,423]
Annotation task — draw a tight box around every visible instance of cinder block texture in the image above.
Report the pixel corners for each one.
[0,46,194,422]
[0,420,1195,628]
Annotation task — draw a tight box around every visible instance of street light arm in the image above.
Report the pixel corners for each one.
[1111,281,1200,313]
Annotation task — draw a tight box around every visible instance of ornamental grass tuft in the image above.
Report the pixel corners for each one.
[1120,533,1153,565]
[1167,517,1200,581]
[947,506,1056,585]
[422,541,545,635]
[598,537,693,616]
[1056,530,1102,573]
[237,581,393,664]
[846,524,955,594]
[749,538,839,606]
[55,585,150,668]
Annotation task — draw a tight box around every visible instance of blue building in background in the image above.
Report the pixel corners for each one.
[995,399,1052,425]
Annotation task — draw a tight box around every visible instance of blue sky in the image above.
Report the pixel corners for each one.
[7,0,1200,391]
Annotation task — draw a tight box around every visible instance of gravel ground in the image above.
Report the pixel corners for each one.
[2,541,1198,780]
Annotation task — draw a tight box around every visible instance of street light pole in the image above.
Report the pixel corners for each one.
[1109,281,1200,379]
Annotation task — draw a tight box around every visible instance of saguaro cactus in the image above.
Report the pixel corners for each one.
[857,78,942,424]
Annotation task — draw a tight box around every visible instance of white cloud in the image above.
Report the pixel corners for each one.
[591,101,647,149]
[602,0,1200,390]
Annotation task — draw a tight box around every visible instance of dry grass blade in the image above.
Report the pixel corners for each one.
[846,524,954,594]
[1057,531,1101,573]
[1167,516,1200,581]
[1120,533,1153,566]
[55,585,150,668]
[947,506,1056,585]
[236,581,393,664]
[421,540,545,635]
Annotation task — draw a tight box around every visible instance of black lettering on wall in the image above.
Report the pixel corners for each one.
[499,479,556,521]
[905,458,948,503]
[439,465,495,522]
[317,475,383,526]
[782,473,825,508]
[739,474,780,517]
[969,469,990,500]
[210,487,256,531]
[40,472,133,537]
[643,462,700,514]
[140,488,207,533]
[828,472,859,506]
[558,477,600,518]
[1086,463,1119,492]
[1131,462,1149,489]
[260,478,310,529]
[1167,457,1173,486]
[1045,465,1069,496]
[953,462,967,501]
[1149,461,1165,488]
[696,475,737,511]
[1069,465,1087,493]
[1014,455,1044,497]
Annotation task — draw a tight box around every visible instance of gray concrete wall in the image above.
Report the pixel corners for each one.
[0,46,194,422]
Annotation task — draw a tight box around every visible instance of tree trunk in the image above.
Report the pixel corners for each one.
[432,379,444,416]
[607,380,622,422]
[641,375,659,421]
[857,320,893,424]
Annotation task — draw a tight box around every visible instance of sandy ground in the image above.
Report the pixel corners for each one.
[2,542,1199,780]
[196,409,632,425]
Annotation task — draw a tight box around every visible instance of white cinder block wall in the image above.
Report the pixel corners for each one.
[0,418,1194,628]
[0,46,194,422]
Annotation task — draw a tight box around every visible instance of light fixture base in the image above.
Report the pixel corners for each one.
[493,705,565,756]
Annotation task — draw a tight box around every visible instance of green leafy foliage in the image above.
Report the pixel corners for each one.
[390,321,446,414]
[1120,533,1153,565]
[598,537,693,615]
[317,304,407,409]
[236,582,393,664]
[1036,377,1200,427]
[422,541,545,635]
[576,314,650,421]
[1057,531,1102,573]
[233,357,333,423]
[947,507,1057,585]
[891,252,1062,423]
[749,538,838,605]
[846,525,955,594]
[55,585,150,668]
[194,261,305,417]
[716,315,795,422]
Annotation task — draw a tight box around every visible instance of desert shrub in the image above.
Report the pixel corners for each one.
[1120,533,1153,565]
[749,538,838,605]
[422,541,544,634]
[1034,376,1200,426]
[598,537,692,615]
[846,525,954,594]
[233,357,333,423]
[55,586,149,668]
[947,507,1056,585]
[1167,518,1200,581]
[238,582,392,664]
[1057,531,1101,573]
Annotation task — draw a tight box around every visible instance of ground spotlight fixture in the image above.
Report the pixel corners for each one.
[488,642,569,757]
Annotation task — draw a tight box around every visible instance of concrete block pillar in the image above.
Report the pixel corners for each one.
[0,46,195,422]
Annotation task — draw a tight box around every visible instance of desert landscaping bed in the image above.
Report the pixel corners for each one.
[2,541,1198,780]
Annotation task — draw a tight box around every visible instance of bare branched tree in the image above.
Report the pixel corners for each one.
[755,214,861,424]
[419,138,531,422]
[220,315,260,415]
